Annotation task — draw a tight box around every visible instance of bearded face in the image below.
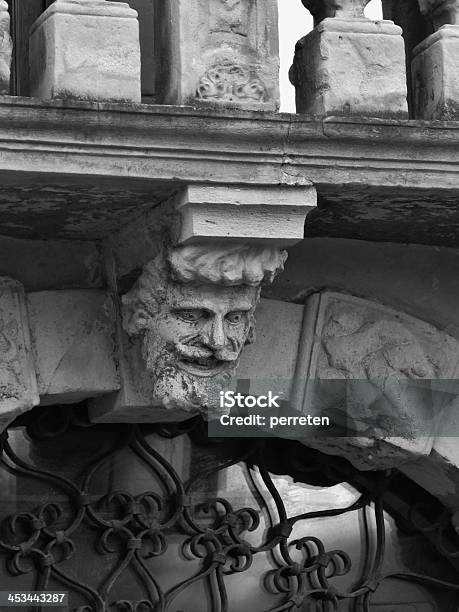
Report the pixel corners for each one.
[136,280,259,414]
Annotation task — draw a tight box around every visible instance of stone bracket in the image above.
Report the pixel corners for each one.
[173,184,316,247]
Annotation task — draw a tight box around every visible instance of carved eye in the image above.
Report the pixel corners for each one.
[175,309,206,323]
[225,311,246,325]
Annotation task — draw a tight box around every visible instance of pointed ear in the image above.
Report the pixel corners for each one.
[245,324,256,345]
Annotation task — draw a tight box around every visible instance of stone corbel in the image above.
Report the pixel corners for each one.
[89,183,315,423]
[292,0,408,117]
[412,0,459,119]
[0,0,12,95]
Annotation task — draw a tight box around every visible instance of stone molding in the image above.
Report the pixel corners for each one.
[0,99,456,194]
[30,0,138,28]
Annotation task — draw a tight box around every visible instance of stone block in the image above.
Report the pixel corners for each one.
[174,185,316,247]
[292,291,459,470]
[233,299,305,400]
[291,18,408,118]
[155,0,280,110]
[88,315,195,424]
[29,0,141,103]
[0,278,39,432]
[0,1,12,94]
[412,25,459,120]
[27,290,119,404]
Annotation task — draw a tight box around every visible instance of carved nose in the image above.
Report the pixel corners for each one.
[205,317,227,349]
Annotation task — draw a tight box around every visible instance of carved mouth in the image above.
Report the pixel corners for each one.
[178,356,233,378]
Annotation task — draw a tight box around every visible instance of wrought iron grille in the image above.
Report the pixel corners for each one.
[1,405,459,612]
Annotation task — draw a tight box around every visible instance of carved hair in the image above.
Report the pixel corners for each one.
[122,243,287,335]
[169,244,287,287]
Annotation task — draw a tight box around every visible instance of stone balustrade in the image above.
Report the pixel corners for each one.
[0,0,455,120]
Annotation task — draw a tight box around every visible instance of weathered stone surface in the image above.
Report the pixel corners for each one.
[291,18,408,118]
[155,0,280,110]
[174,184,315,247]
[90,244,287,423]
[293,291,459,470]
[0,99,456,222]
[412,25,459,120]
[27,290,119,404]
[29,0,141,102]
[0,0,11,95]
[0,279,39,433]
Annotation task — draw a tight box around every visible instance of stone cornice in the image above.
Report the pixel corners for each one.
[0,96,457,192]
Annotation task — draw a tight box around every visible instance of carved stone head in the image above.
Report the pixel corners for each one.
[122,244,286,415]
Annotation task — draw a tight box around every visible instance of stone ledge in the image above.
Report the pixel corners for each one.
[0,97,456,187]
[0,97,456,245]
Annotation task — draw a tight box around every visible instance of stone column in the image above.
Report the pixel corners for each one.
[291,0,408,118]
[412,0,459,119]
[155,0,280,111]
[29,0,141,103]
[0,0,12,95]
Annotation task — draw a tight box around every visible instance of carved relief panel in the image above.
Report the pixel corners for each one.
[292,291,459,470]
[155,0,280,109]
[0,278,39,431]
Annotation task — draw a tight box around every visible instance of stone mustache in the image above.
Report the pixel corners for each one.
[122,243,287,415]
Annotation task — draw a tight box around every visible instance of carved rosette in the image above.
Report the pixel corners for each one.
[197,61,267,103]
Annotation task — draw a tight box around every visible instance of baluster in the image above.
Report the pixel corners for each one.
[28,0,141,103]
[412,0,459,119]
[290,0,409,118]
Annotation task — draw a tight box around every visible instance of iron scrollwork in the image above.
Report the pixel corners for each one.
[0,406,459,611]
